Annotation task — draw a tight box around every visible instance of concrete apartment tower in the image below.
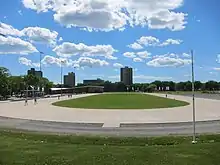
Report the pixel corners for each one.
[120,66,133,86]
[64,72,75,87]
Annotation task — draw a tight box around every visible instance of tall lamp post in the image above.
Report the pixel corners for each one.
[191,50,196,144]
[39,51,44,73]
[60,60,65,97]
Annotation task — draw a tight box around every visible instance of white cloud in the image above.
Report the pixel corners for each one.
[19,57,40,68]
[127,42,143,50]
[136,51,151,59]
[147,54,191,67]
[73,57,109,68]
[22,27,58,46]
[137,36,160,46]
[53,42,117,59]
[42,55,109,68]
[130,36,182,48]
[213,67,220,71]
[113,63,123,68]
[0,22,23,36]
[0,36,38,55]
[217,54,220,63]
[41,55,63,67]
[123,52,136,58]
[160,39,182,46]
[18,10,23,15]
[134,75,173,81]
[147,10,186,31]
[22,0,187,32]
[133,57,143,62]
[182,53,191,58]
[58,37,63,42]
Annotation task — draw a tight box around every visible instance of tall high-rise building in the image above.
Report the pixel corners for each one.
[120,66,133,85]
[27,68,43,78]
[64,72,75,87]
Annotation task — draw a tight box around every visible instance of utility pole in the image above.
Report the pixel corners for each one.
[39,51,44,72]
[60,60,64,97]
[191,50,196,144]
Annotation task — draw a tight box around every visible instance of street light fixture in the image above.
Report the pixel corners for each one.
[60,59,65,97]
[39,51,44,72]
[191,50,196,144]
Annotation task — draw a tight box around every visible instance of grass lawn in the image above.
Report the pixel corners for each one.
[0,130,220,165]
[53,93,189,109]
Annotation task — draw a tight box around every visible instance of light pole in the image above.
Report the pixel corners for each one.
[191,50,196,144]
[39,51,44,73]
[60,60,64,97]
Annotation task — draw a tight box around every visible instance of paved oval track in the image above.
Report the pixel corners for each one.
[1,93,220,136]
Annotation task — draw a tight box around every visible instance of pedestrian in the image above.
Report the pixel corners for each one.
[58,95,60,100]
[24,98,28,106]
[34,97,37,105]
[166,94,168,98]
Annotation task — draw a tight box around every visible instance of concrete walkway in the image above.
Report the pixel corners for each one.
[0,93,220,128]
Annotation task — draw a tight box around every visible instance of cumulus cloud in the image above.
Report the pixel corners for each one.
[58,37,63,42]
[53,42,117,59]
[22,27,58,46]
[22,0,187,32]
[213,68,220,71]
[0,22,23,36]
[123,52,136,58]
[129,36,182,48]
[147,54,191,67]
[182,53,190,58]
[41,55,64,67]
[0,35,38,55]
[73,57,109,68]
[217,54,220,63]
[41,55,109,68]
[113,63,123,68]
[133,57,143,62]
[160,38,182,46]
[19,57,40,68]
[127,42,143,50]
[123,51,151,61]
[136,51,151,59]
[137,36,160,46]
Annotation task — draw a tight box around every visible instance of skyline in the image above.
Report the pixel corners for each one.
[1,0,220,84]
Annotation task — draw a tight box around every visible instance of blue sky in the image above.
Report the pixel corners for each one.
[0,0,220,84]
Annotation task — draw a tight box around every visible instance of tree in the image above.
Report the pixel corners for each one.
[8,76,25,95]
[23,74,39,87]
[115,82,126,92]
[147,84,157,93]
[205,81,219,91]
[0,67,10,98]
[194,81,203,91]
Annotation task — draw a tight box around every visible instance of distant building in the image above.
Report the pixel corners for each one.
[120,66,133,86]
[83,79,104,85]
[64,72,75,87]
[27,68,43,78]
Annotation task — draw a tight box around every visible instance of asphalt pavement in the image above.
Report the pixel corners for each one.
[1,116,220,137]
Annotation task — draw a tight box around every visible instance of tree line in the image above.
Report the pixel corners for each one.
[78,80,220,93]
[0,67,53,98]
[1,66,220,98]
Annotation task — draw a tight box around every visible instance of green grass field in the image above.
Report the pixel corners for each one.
[0,130,220,165]
[53,93,189,109]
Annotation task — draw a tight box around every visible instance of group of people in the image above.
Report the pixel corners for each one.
[24,97,37,106]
